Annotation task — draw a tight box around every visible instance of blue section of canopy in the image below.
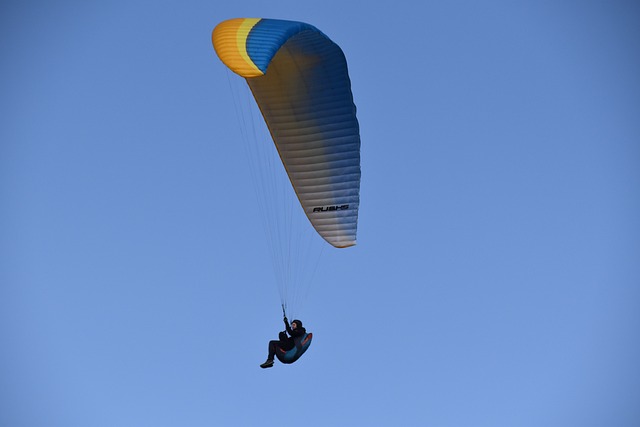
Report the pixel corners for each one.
[246,19,320,74]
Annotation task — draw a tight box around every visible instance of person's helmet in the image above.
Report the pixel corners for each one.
[292,319,303,328]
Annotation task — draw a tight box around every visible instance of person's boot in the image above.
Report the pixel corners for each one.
[260,359,274,369]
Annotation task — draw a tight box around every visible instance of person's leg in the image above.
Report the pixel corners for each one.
[267,340,280,361]
[260,340,280,368]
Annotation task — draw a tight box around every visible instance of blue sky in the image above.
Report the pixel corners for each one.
[1,1,639,426]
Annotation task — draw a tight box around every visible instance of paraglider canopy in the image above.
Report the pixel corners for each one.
[212,18,361,249]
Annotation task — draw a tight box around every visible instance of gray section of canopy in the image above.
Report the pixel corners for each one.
[247,30,361,248]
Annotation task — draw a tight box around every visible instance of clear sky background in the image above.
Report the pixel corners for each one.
[2,1,639,426]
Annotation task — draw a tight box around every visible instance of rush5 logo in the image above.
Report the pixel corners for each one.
[313,205,349,213]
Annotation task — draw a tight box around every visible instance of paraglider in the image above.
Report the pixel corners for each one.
[212,18,360,366]
[260,317,312,368]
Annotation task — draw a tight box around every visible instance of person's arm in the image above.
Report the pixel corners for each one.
[284,316,292,334]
